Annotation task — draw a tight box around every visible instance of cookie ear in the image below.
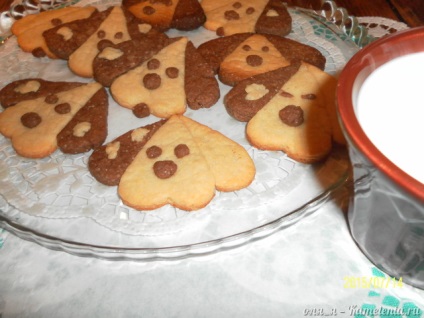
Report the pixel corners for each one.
[184,41,220,110]
[0,82,106,158]
[255,0,292,36]
[172,0,207,30]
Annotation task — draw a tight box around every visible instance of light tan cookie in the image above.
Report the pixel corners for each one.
[109,36,220,118]
[90,115,255,211]
[201,0,292,37]
[67,6,136,78]
[197,33,326,86]
[122,0,206,31]
[225,62,343,163]
[0,80,107,158]
[12,6,97,58]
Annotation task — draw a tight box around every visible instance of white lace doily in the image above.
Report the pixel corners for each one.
[358,16,409,39]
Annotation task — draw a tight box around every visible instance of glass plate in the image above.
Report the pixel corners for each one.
[0,0,360,261]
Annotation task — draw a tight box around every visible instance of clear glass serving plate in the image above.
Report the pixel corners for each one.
[0,0,363,261]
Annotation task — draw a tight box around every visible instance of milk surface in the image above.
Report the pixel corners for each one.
[357,52,424,184]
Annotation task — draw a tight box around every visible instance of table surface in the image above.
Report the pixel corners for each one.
[0,1,424,317]
[1,0,423,27]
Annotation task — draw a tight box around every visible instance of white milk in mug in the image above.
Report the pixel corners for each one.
[356,52,424,184]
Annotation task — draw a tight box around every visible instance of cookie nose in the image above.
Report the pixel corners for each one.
[246,54,263,67]
[153,160,178,179]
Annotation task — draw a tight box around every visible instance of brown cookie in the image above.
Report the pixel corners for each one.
[0,79,108,158]
[107,36,220,118]
[224,62,344,163]
[197,32,326,86]
[122,0,206,31]
[89,115,255,211]
[11,6,97,58]
[202,0,292,37]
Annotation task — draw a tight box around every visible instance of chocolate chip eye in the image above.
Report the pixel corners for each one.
[143,73,161,90]
[165,67,179,79]
[246,7,255,14]
[279,105,304,127]
[153,160,177,179]
[280,90,293,98]
[174,144,189,158]
[147,58,160,70]
[54,102,71,114]
[114,32,123,39]
[97,30,106,39]
[45,94,59,104]
[242,45,251,51]
[146,145,162,158]
[302,93,317,100]
[21,112,42,128]
[132,103,150,118]
[262,46,269,52]
[233,2,242,9]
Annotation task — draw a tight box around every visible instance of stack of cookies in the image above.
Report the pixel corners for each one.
[0,0,345,211]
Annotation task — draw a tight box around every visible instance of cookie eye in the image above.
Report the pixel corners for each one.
[45,94,59,104]
[97,30,106,39]
[233,2,242,9]
[165,67,179,79]
[54,103,71,114]
[146,145,162,158]
[262,46,269,52]
[147,58,160,70]
[174,144,190,158]
[114,32,123,39]
[302,93,317,100]
[246,7,255,14]
[242,45,251,51]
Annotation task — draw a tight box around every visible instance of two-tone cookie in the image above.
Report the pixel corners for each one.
[197,32,326,86]
[122,0,206,31]
[101,36,220,118]
[0,79,108,158]
[224,62,345,163]
[44,6,152,78]
[89,115,256,211]
[11,6,97,58]
[201,0,292,37]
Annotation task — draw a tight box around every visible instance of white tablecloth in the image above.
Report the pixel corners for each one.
[1,198,423,317]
